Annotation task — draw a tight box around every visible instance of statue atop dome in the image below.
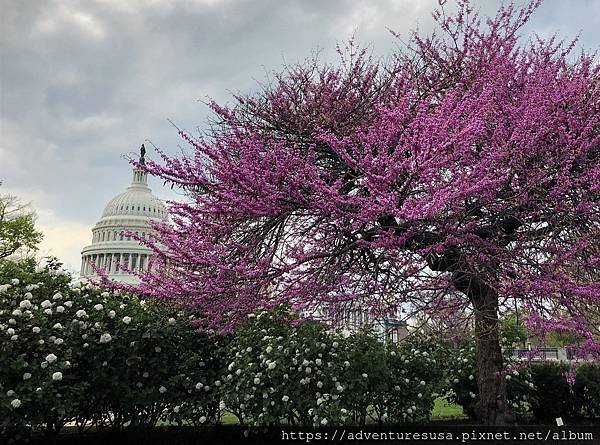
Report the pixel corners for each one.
[140,144,146,165]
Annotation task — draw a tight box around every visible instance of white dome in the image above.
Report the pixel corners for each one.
[101,185,167,219]
[80,166,167,284]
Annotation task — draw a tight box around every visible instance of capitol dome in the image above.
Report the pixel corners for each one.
[80,150,167,284]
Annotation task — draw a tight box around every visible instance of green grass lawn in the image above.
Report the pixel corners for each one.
[221,412,240,425]
[60,398,466,435]
[220,397,465,425]
[431,397,465,420]
[46,396,600,437]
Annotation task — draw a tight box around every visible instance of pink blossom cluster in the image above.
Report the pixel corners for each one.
[105,1,600,359]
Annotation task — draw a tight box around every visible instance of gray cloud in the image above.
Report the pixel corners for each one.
[1,0,599,270]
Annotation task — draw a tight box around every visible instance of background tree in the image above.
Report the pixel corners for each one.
[0,184,43,260]
[119,0,600,425]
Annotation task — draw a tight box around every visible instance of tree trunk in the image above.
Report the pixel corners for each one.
[428,251,515,425]
[471,290,514,425]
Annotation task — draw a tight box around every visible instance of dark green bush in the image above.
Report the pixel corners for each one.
[574,364,600,419]
[529,363,575,422]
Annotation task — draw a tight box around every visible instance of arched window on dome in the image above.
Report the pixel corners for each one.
[137,206,140,211]
[113,231,117,241]
[142,232,146,239]
[120,233,124,241]
[101,232,105,242]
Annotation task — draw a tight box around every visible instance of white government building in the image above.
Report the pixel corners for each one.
[79,146,406,341]
[80,146,167,284]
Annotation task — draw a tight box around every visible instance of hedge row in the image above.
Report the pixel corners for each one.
[1,260,598,440]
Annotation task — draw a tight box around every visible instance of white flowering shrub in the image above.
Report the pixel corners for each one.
[0,258,75,438]
[438,341,478,418]
[5,258,592,438]
[439,337,536,420]
[220,308,447,427]
[220,307,346,427]
[0,259,223,439]
[335,331,390,425]
[384,337,446,423]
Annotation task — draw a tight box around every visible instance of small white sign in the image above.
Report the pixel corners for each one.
[556,417,564,426]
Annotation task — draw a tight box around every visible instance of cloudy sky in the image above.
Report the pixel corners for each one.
[1,0,599,272]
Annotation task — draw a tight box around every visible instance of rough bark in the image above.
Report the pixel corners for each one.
[442,264,514,425]
[471,290,514,425]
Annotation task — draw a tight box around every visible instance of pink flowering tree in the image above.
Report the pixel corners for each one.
[115,0,600,425]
